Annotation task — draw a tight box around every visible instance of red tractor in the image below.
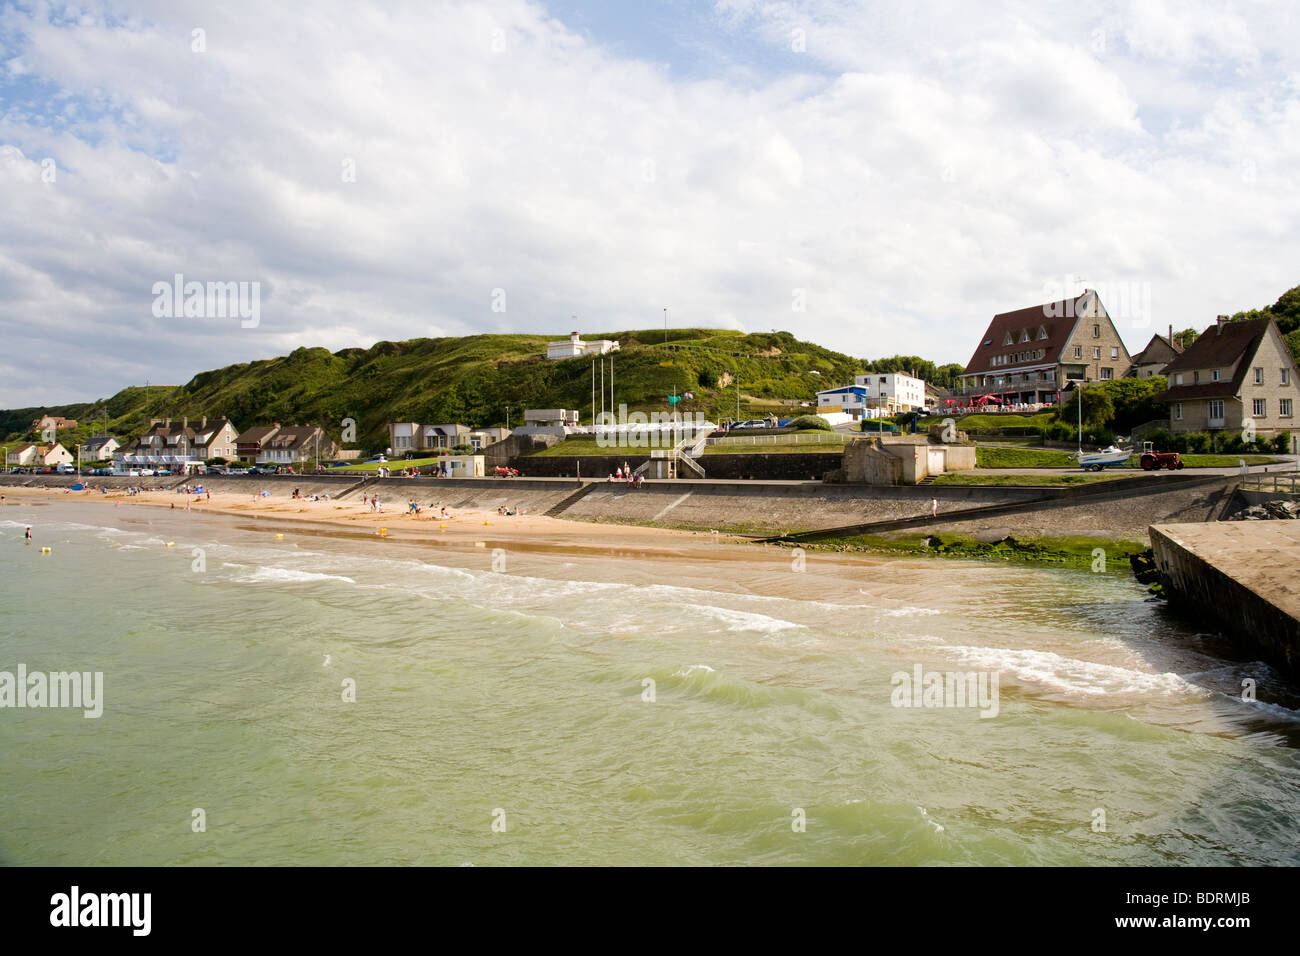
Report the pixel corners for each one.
[1139,441,1183,471]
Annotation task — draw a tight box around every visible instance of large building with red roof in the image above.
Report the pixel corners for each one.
[955,290,1132,407]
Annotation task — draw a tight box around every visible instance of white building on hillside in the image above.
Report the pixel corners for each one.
[546,331,620,360]
[853,373,928,413]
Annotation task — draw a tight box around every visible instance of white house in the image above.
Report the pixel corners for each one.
[852,373,928,413]
[82,435,121,461]
[546,331,620,361]
[7,442,73,468]
[815,386,869,425]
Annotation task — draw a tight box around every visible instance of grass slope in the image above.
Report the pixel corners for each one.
[2,329,865,454]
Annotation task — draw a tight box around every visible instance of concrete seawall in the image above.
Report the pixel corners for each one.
[1150,522,1300,679]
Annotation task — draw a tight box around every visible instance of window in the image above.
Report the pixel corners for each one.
[1003,331,1014,345]
[1175,373,1183,385]
[1092,324,1100,338]
[1283,369,1291,385]
[1254,367,1263,384]
[1193,371,1200,383]
[1253,399,1267,417]
[1092,347,1101,359]
[1111,347,1119,359]
[1073,346,1082,359]
[1038,325,1048,340]
[1211,370,1220,382]
[1282,399,1294,417]
[1101,367,1113,380]
[1175,403,1183,420]
[1208,400,1225,421]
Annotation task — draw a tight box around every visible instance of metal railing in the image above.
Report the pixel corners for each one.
[1240,474,1300,495]
[702,432,849,447]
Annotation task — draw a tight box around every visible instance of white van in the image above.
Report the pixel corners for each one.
[55,462,76,474]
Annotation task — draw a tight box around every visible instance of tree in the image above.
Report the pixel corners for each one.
[1064,386,1114,430]
[1173,328,1199,350]
[1094,376,1167,432]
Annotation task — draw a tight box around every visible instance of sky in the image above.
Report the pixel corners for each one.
[1,0,1298,407]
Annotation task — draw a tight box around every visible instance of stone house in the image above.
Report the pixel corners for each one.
[1157,316,1300,439]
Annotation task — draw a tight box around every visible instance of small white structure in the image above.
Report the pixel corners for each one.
[546,331,620,361]
[438,455,485,477]
[523,409,580,428]
[852,373,927,413]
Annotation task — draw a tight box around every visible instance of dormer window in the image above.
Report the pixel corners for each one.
[1003,331,1014,346]
[1037,325,1048,340]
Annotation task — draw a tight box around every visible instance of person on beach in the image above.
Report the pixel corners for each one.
[930,498,938,519]
[615,467,622,479]
[25,526,32,544]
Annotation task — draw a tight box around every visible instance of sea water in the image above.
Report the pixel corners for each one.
[1,502,1298,865]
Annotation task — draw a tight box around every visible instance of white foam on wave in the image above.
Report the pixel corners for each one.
[675,664,715,677]
[223,563,357,586]
[937,643,1207,699]
[679,603,808,634]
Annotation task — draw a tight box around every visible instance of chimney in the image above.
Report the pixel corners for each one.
[201,416,207,428]
[1216,314,1230,334]
[182,417,187,429]
[571,331,581,344]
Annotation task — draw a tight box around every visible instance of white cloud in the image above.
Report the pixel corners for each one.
[0,0,1296,407]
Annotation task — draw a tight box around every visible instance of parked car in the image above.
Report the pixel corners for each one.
[138,469,155,476]
[205,466,227,475]
[732,420,768,429]
[228,468,250,475]
[365,455,388,463]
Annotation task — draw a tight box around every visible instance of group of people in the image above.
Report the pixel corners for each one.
[609,463,645,487]
[405,499,453,517]
[497,505,523,516]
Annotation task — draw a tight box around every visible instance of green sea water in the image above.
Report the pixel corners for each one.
[2,501,1299,865]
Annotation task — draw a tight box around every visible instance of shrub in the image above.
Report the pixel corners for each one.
[450,443,474,455]
[1273,432,1292,454]
[1043,421,1075,442]
[1184,432,1211,454]
[788,414,833,431]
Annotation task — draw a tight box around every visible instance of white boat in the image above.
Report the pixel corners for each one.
[1074,445,1131,471]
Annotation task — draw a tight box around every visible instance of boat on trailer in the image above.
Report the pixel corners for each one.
[1073,446,1132,471]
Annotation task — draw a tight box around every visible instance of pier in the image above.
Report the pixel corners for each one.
[1149,522,1300,678]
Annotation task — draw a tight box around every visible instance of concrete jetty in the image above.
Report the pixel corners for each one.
[1149,522,1300,678]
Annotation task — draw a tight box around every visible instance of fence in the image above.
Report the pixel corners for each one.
[1240,474,1300,495]
[703,432,849,448]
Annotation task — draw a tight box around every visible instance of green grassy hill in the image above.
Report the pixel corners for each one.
[2,329,870,454]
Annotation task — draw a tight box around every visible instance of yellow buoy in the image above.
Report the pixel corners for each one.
[275,533,284,539]
[40,547,51,553]
[484,520,490,525]
[379,528,387,536]
[165,542,175,547]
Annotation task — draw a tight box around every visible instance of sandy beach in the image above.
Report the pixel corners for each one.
[0,481,742,557]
